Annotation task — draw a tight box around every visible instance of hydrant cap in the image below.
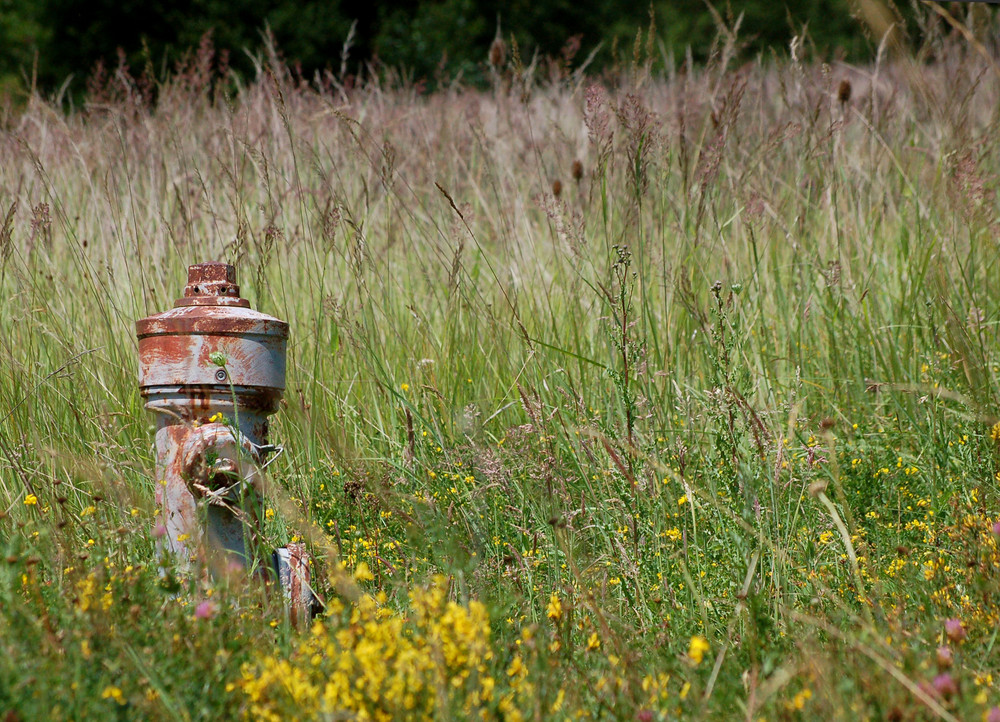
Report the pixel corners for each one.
[177,262,248,307]
[136,262,288,391]
[136,263,289,337]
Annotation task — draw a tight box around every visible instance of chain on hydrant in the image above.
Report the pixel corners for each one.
[136,262,314,622]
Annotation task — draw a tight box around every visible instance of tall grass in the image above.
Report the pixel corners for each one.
[2,10,1000,720]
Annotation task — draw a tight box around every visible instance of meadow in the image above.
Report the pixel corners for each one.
[2,19,1000,721]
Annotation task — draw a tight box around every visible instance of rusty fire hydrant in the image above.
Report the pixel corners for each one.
[136,262,312,618]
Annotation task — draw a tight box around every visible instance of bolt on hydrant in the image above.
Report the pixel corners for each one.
[136,262,313,620]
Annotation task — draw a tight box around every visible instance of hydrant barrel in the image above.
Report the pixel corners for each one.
[136,262,288,575]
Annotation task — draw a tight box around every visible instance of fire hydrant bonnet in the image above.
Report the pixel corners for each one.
[136,263,288,400]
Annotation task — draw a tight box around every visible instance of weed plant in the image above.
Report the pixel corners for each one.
[2,9,1000,721]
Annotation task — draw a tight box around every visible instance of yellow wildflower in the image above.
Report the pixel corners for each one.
[787,688,812,710]
[507,655,526,678]
[546,593,563,622]
[101,686,124,704]
[353,562,374,582]
[688,635,710,665]
[23,494,37,506]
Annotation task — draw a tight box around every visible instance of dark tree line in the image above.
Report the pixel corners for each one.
[0,0,933,97]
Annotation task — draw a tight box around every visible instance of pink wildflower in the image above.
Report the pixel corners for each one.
[932,673,957,699]
[195,600,217,619]
[945,618,967,643]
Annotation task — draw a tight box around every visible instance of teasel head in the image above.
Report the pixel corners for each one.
[489,36,507,70]
[837,79,852,105]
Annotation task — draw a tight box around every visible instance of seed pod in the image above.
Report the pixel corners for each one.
[936,646,953,669]
[489,37,507,69]
[837,79,852,105]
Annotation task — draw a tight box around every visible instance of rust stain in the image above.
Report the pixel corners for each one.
[136,308,288,338]
[286,543,311,627]
[183,386,212,419]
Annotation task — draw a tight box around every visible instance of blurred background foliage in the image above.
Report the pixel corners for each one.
[0,0,966,100]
